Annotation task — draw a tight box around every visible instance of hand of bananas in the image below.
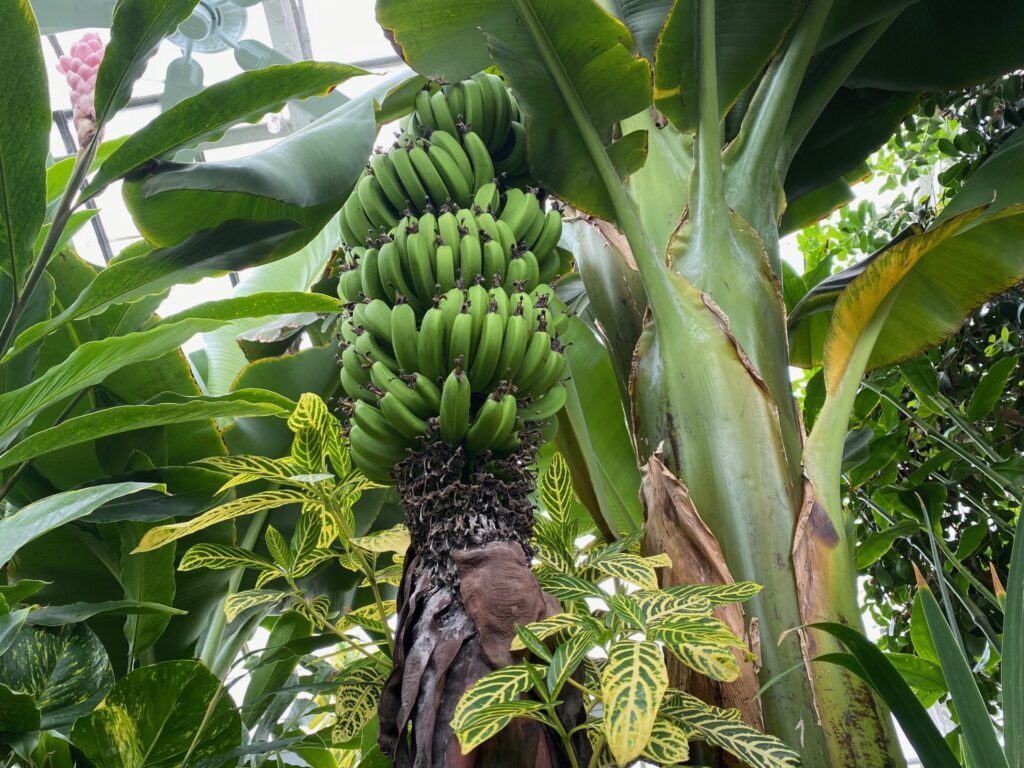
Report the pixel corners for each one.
[333,73,572,484]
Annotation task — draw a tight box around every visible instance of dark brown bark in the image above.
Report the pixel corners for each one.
[378,442,586,767]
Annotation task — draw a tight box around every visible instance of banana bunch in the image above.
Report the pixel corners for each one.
[408,72,528,179]
[338,281,569,482]
[336,187,563,308]
[335,71,571,483]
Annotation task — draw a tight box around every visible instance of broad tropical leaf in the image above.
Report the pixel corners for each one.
[0,623,113,731]
[94,0,200,127]
[288,393,333,473]
[546,629,595,695]
[0,391,293,471]
[71,660,241,768]
[0,0,50,289]
[534,570,603,601]
[337,602,394,635]
[134,490,311,552]
[667,581,762,605]
[0,483,155,567]
[600,640,668,765]
[84,62,366,198]
[23,600,184,627]
[453,700,549,754]
[588,552,669,590]
[653,0,801,132]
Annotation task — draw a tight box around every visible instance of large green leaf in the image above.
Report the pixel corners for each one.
[0,295,332,445]
[0,391,292,471]
[201,215,340,394]
[379,0,651,220]
[83,62,366,199]
[23,600,184,627]
[71,660,242,768]
[93,0,200,127]
[119,522,178,658]
[915,581,1009,768]
[612,0,671,60]
[807,623,959,768]
[653,0,801,132]
[0,623,114,730]
[0,483,155,568]
[556,316,642,536]
[0,0,49,290]
[0,683,39,752]
[848,0,1024,91]
[792,128,1024,372]
[122,82,381,250]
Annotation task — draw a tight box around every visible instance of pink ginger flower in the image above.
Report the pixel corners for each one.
[56,32,105,148]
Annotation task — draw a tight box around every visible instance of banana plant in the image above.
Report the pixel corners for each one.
[372,0,1024,765]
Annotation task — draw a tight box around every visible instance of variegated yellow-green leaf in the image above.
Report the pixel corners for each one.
[200,454,296,490]
[532,516,578,572]
[641,719,691,765]
[453,699,550,754]
[350,524,410,554]
[291,509,326,562]
[288,393,333,473]
[307,502,343,547]
[606,593,649,629]
[664,696,801,768]
[632,590,712,624]
[224,590,283,622]
[589,552,667,590]
[600,640,668,766]
[291,549,335,579]
[539,451,575,526]
[337,602,395,635]
[264,525,292,569]
[254,569,284,589]
[535,570,603,602]
[649,616,745,682]
[451,665,535,736]
[510,613,587,650]
[325,420,351,478]
[134,490,311,552]
[363,562,404,587]
[178,543,275,573]
[667,582,763,605]
[293,595,332,628]
[547,629,595,695]
[332,665,385,744]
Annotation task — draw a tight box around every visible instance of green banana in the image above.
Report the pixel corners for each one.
[414,88,436,130]
[341,367,376,405]
[428,128,474,188]
[417,307,448,382]
[370,361,434,419]
[466,283,489,348]
[432,244,454,292]
[494,120,527,177]
[359,248,388,302]
[406,232,437,303]
[462,130,495,190]
[429,89,459,137]
[439,366,471,446]
[460,78,485,138]
[357,174,397,230]
[390,301,419,373]
[490,312,528,388]
[341,345,371,384]
[370,152,410,213]
[427,141,471,208]
[532,208,563,259]
[465,392,504,453]
[437,210,462,251]
[447,309,474,372]
[515,330,552,391]
[482,238,507,284]
[521,346,566,398]
[469,311,504,390]
[409,144,450,208]
[351,401,392,441]
[390,146,430,214]
[518,383,567,422]
[379,392,429,440]
[473,182,500,213]
[363,299,394,344]
[459,236,483,285]
[355,329,399,371]
[378,241,417,306]
[349,424,409,465]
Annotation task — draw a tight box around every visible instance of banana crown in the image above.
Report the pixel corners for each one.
[335,73,571,484]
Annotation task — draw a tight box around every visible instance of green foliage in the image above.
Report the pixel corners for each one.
[452,454,793,767]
